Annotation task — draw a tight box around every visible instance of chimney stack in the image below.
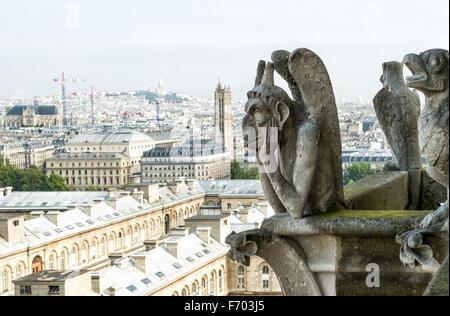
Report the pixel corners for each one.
[132,191,144,204]
[91,272,104,295]
[82,203,94,217]
[5,187,13,196]
[30,211,45,219]
[107,188,114,198]
[196,226,211,245]
[132,253,150,273]
[164,240,179,258]
[143,240,157,252]
[0,188,4,198]
[107,197,118,210]
[46,211,61,226]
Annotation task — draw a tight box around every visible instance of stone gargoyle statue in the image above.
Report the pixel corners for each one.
[242,48,345,220]
[395,49,449,269]
[373,61,422,209]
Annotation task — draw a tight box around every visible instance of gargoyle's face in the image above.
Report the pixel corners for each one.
[243,95,289,150]
[380,61,404,91]
[403,49,449,95]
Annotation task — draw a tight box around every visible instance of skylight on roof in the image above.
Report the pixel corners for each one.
[186,257,195,262]
[155,272,165,278]
[76,222,84,227]
[66,225,74,230]
[55,229,63,233]
[86,220,94,225]
[203,249,211,254]
[141,278,151,285]
[173,262,182,269]
[195,252,204,258]
[126,285,137,292]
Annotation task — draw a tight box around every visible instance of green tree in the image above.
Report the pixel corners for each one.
[343,161,375,185]
[46,173,68,191]
[230,161,260,180]
[0,163,69,191]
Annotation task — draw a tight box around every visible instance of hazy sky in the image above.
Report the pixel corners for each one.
[0,0,448,101]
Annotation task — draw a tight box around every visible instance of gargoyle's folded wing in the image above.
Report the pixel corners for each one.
[287,48,344,204]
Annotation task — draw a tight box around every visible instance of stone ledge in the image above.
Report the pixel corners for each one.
[260,210,431,237]
[344,171,409,210]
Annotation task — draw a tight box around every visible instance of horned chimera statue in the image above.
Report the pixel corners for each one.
[241,48,345,221]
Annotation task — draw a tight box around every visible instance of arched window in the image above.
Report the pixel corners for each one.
[155,220,160,236]
[141,223,147,241]
[15,264,24,279]
[70,247,78,268]
[2,269,11,292]
[164,214,170,235]
[100,237,106,255]
[172,291,179,296]
[237,266,245,289]
[218,270,223,292]
[32,256,43,274]
[126,228,132,247]
[48,254,55,270]
[118,232,123,249]
[91,239,97,260]
[60,250,66,271]
[81,243,88,264]
[201,277,207,296]
[191,283,197,296]
[210,272,215,296]
[262,265,270,289]
[182,288,187,296]
[149,221,153,237]
[134,225,139,244]
[110,233,116,251]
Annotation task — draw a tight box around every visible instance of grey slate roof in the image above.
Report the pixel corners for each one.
[6,105,58,116]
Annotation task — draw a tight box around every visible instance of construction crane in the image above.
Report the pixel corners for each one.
[53,72,84,126]
[90,86,95,127]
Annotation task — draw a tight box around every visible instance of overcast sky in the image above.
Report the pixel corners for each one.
[0,0,448,102]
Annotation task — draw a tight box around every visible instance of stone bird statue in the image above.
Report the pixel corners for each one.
[242,48,344,220]
[403,49,449,229]
[373,61,422,209]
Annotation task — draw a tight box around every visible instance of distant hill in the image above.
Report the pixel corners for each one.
[135,90,188,103]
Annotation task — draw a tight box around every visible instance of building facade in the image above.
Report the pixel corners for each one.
[64,131,155,174]
[1,179,281,296]
[214,82,233,159]
[2,103,60,128]
[141,140,231,184]
[45,153,133,190]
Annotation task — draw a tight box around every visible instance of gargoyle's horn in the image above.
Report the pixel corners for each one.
[255,60,266,87]
[261,62,275,89]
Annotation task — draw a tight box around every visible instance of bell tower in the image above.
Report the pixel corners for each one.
[214,80,233,158]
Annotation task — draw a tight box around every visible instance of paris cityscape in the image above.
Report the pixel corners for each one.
[0,0,448,300]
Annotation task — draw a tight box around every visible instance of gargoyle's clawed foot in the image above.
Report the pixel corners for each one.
[421,202,449,229]
[383,160,400,171]
[225,231,258,267]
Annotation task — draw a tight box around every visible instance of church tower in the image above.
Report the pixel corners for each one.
[214,80,233,158]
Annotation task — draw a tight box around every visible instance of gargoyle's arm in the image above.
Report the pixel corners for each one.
[266,121,320,219]
[259,173,288,214]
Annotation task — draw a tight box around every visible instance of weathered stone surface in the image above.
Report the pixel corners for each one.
[344,171,409,210]
[399,49,449,272]
[424,256,449,296]
[242,48,344,220]
[420,170,448,210]
[373,61,422,209]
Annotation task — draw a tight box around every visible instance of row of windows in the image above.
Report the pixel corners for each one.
[237,265,271,290]
[0,205,201,294]
[174,269,224,296]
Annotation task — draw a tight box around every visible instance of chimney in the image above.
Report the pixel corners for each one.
[132,191,144,204]
[0,188,4,198]
[93,197,104,205]
[82,203,94,217]
[46,211,61,226]
[67,203,78,210]
[132,253,150,273]
[170,227,190,237]
[107,197,118,210]
[107,188,114,198]
[196,226,211,245]
[186,179,195,188]
[143,240,157,252]
[5,187,13,196]
[0,215,25,243]
[108,253,123,265]
[164,240,179,258]
[91,272,104,295]
[106,286,116,296]
[120,192,130,197]
[257,201,268,216]
[30,211,45,219]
